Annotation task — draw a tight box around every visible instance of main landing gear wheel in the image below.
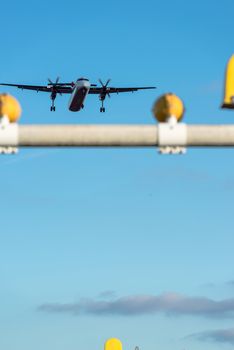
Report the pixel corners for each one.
[100,107,105,113]
[50,106,56,111]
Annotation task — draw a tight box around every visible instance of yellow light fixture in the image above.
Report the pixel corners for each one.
[152,93,184,123]
[0,93,21,122]
[105,338,122,350]
[222,54,234,109]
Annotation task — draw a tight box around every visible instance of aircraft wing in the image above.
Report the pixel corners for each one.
[0,83,73,94]
[89,86,156,94]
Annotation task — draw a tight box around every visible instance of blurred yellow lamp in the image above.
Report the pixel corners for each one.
[152,93,184,122]
[222,54,234,109]
[105,338,122,350]
[0,93,21,122]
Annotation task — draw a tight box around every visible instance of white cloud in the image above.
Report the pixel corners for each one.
[189,328,234,345]
[98,290,116,299]
[38,292,234,318]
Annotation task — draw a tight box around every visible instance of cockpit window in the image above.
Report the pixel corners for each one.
[77,78,89,81]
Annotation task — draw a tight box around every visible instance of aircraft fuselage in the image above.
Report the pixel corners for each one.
[68,78,90,112]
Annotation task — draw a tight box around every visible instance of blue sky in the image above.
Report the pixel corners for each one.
[1,1,234,350]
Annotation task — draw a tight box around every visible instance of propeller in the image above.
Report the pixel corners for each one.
[99,79,111,97]
[47,77,60,86]
[47,77,62,95]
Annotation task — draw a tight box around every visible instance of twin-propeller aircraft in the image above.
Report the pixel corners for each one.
[0,78,156,113]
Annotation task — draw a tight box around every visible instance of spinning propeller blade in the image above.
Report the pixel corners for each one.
[47,78,62,95]
[98,79,111,88]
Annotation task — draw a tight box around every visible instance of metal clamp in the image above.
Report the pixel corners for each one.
[158,146,186,154]
[0,116,19,154]
[158,122,187,154]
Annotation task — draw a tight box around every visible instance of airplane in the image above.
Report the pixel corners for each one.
[0,77,156,113]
